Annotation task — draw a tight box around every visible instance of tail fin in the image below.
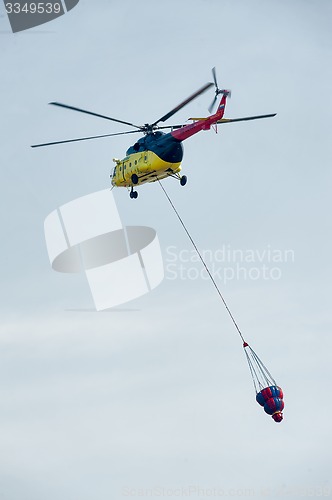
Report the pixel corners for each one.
[213,90,230,119]
[189,89,230,122]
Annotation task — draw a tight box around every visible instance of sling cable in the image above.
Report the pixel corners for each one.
[159,180,284,423]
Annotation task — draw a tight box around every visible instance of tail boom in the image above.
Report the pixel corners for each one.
[170,92,229,142]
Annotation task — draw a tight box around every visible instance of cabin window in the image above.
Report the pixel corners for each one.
[135,160,137,165]
[129,162,132,167]
[144,155,147,161]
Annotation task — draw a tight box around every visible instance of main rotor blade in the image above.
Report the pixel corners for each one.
[151,82,213,126]
[157,124,185,130]
[157,113,277,130]
[49,102,142,129]
[31,130,140,148]
[217,113,276,124]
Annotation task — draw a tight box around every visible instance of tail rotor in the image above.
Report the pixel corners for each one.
[208,67,231,113]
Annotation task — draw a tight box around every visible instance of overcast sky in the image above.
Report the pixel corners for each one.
[1,1,332,499]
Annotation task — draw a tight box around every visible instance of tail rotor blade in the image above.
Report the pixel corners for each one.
[212,66,218,88]
[208,95,218,114]
[209,67,222,113]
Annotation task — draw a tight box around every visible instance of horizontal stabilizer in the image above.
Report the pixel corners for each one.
[189,117,209,121]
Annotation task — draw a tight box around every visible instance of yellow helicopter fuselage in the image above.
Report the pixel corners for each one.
[111,149,182,187]
[111,131,184,188]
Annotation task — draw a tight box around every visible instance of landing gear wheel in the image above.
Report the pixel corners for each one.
[180,175,187,186]
[131,174,139,185]
[130,188,138,199]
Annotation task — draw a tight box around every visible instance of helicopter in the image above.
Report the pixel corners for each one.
[31,69,276,199]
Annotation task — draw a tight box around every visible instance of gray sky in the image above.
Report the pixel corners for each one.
[1,0,332,499]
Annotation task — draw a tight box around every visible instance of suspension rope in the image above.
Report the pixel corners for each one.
[159,180,281,396]
[244,347,261,392]
[158,180,245,344]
